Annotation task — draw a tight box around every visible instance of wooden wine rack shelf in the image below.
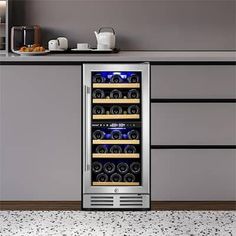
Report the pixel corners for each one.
[93,83,140,89]
[93,140,140,145]
[93,114,140,120]
[93,182,140,186]
[92,153,140,158]
[93,98,140,104]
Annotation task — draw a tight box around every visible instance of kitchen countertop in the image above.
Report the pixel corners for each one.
[0,51,236,63]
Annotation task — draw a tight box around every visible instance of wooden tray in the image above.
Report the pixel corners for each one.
[92,153,140,158]
[93,83,140,89]
[93,99,140,104]
[93,140,140,145]
[93,114,140,120]
[93,182,140,186]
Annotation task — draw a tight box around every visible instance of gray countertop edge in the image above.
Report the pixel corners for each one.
[0,51,236,62]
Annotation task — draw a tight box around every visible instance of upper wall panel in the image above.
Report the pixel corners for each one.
[12,0,236,50]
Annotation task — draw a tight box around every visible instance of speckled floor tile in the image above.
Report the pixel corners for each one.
[0,211,235,236]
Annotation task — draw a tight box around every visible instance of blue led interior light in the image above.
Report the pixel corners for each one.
[107,127,127,130]
[98,71,137,80]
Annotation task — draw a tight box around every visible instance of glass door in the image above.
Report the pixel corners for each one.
[83,64,150,195]
[91,71,142,187]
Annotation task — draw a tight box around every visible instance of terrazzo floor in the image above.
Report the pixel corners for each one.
[0,211,235,236]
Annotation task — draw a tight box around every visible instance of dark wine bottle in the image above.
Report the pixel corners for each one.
[96,145,108,153]
[110,105,122,115]
[110,130,122,140]
[110,89,122,99]
[111,74,122,83]
[110,145,122,153]
[93,74,105,83]
[127,105,140,114]
[127,89,140,99]
[127,74,139,83]
[93,89,105,99]
[124,173,135,182]
[104,162,116,174]
[127,130,139,140]
[92,161,103,173]
[117,162,129,174]
[96,173,108,182]
[110,173,122,182]
[93,105,105,115]
[124,145,136,153]
[130,162,141,174]
[93,130,105,140]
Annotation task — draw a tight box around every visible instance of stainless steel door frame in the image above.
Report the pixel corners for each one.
[83,63,150,195]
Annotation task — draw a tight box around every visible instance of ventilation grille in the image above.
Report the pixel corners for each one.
[119,196,143,207]
[90,196,114,207]
[85,194,148,208]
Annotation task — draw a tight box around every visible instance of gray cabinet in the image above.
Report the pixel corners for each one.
[151,149,236,201]
[151,103,236,145]
[151,65,236,98]
[151,65,236,201]
[0,64,235,201]
[0,65,81,200]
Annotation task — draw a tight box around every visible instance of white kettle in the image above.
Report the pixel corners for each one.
[94,27,116,49]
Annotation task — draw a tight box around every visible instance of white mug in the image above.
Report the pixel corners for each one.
[57,37,68,50]
[48,39,59,50]
[77,43,90,50]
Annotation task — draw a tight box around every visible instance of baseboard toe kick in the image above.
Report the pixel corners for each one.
[1,201,235,211]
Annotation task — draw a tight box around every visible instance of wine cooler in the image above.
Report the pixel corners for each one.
[82,64,150,210]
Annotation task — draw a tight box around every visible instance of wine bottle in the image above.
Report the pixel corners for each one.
[93,105,105,115]
[110,173,122,182]
[93,89,105,99]
[127,105,140,114]
[96,145,108,153]
[117,162,129,174]
[127,89,140,99]
[111,74,122,83]
[92,161,103,173]
[110,89,122,99]
[110,130,122,140]
[124,145,136,153]
[124,173,135,182]
[96,173,108,182]
[130,162,141,174]
[110,105,122,115]
[104,162,116,174]
[93,130,105,140]
[127,74,139,83]
[110,145,122,153]
[127,130,139,140]
[93,74,105,83]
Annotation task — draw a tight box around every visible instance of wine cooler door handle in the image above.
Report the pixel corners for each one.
[84,85,88,171]
[84,84,90,171]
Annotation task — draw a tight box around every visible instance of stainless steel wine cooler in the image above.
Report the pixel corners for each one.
[82,63,150,210]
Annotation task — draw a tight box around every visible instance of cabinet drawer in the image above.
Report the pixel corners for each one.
[151,65,236,98]
[151,149,236,201]
[151,103,236,145]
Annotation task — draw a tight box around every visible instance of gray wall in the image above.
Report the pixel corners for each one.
[11,0,236,50]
